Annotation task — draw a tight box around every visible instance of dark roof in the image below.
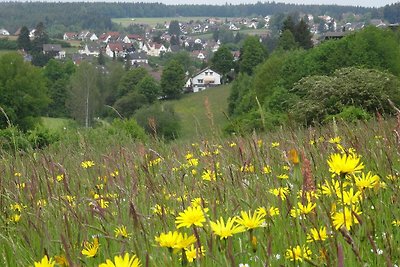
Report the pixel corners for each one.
[43,44,62,52]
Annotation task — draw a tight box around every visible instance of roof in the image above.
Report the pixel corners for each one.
[43,44,62,52]
[108,43,123,51]
[192,67,220,78]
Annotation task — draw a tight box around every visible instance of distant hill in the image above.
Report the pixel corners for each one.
[0,2,378,34]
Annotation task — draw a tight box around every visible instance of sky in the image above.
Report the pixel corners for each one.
[0,0,396,8]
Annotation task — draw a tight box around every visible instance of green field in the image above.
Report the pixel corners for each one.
[0,50,15,55]
[113,17,214,27]
[167,84,231,139]
[41,117,75,131]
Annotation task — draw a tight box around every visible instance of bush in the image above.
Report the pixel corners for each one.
[134,104,181,140]
[324,106,371,123]
[0,127,30,151]
[27,125,60,149]
[109,118,147,141]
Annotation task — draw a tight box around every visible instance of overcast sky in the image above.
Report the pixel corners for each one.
[0,0,396,8]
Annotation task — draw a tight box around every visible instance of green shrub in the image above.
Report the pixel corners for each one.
[0,127,30,151]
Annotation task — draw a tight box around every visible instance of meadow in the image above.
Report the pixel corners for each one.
[112,17,212,28]
[1,115,400,266]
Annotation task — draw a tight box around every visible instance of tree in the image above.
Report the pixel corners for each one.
[168,20,181,36]
[98,51,105,65]
[17,26,31,51]
[294,18,313,49]
[239,36,268,75]
[66,62,100,127]
[137,75,160,103]
[277,29,297,51]
[117,67,148,97]
[161,60,185,99]
[31,22,49,53]
[0,53,49,130]
[211,45,234,78]
[43,59,75,117]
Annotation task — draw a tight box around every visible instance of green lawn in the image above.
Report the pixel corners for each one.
[0,50,16,56]
[41,117,75,131]
[166,84,231,139]
[113,17,212,27]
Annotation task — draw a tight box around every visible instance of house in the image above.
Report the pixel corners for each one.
[29,29,36,38]
[229,24,239,31]
[89,33,98,42]
[186,67,221,93]
[130,51,148,65]
[0,28,10,35]
[105,43,124,58]
[99,32,120,43]
[43,44,66,59]
[79,43,101,56]
[63,32,78,40]
[78,31,97,41]
[144,42,168,57]
[191,50,207,61]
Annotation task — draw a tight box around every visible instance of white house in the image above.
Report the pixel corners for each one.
[89,33,98,42]
[144,42,168,57]
[79,43,100,56]
[187,67,221,93]
[0,28,10,35]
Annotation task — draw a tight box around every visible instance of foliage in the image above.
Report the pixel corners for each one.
[228,27,400,132]
[210,45,235,78]
[108,117,147,141]
[43,59,76,117]
[238,36,268,75]
[0,53,50,131]
[134,103,181,140]
[290,67,400,124]
[168,20,181,36]
[0,38,18,50]
[66,61,101,127]
[161,59,185,99]
[17,26,31,51]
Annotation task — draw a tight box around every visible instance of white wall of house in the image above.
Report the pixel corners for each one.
[191,68,221,92]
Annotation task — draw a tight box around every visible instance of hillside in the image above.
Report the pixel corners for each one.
[166,84,231,139]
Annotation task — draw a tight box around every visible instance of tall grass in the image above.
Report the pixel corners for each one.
[1,118,399,266]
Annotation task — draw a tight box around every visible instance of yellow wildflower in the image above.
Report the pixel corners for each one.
[327,153,364,177]
[175,206,208,228]
[306,226,329,242]
[185,245,205,262]
[210,217,245,239]
[81,160,95,168]
[235,210,265,230]
[81,237,99,258]
[332,206,362,230]
[34,255,55,267]
[99,253,141,267]
[285,245,312,262]
[114,225,131,238]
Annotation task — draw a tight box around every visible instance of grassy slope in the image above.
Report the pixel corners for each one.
[166,84,231,140]
[112,17,210,27]
[41,117,74,131]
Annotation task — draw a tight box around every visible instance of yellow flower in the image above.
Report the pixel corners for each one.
[329,137,341,144]
[327,153,364,176]
[285,245,312,262]
[191,197,207,208]
[290,202,316,218]
[56,174,64,182]
[81,160,95,168]
[319,179,341,196]
[336,188,362,206]
[306,226,329,242]
[271,142,280,148]
[81,237,100,258]
[114,225,131,239]
[99,253,141,267]
[9,213,21,223]
[240,164,255,173]
[229,142,237,147]
[269,187,290,200]
[210,217,245,239]
[354,172,380,191]
[34,255,55,267]
[16,182,25,189]
[235,210,265,230]
[155,231,181,248]
[263,165,272,174]
[256,206,279,217]
[185,245,205,262]
[175,206,208,228]
[54,255,69,267]
[332,206,362,230]
[92,194,109,209]
[201,169,216,181]
[37,199,47,208]
[173,233,197,250]
[277,173,289,179]
[288,149,300,164]
[392,220,400,227]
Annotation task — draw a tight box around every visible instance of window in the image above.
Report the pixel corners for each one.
[197,79,203,83]
[209,72,213,75]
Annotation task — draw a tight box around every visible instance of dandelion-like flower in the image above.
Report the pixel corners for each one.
[235,210,265,230]
[81,237,100,258]
[306,226,329,242]
[290,202,316,218]
[54,255,69,267]
[184,245,205,263]
[99,253,141,267]
[174,233,197,250]
[81,160,95,168]
[210,217,245,239]
[285,245,312,262]
[201,169,216,181]
[155,231,181,248]
[336,188,362,206]
[332,206,362,230]
[269,187,290,200]
[327,153,364,177]
[114,225,131,238]
[175,206,208,228]
[34,255,55,267]
[354,172,380,191]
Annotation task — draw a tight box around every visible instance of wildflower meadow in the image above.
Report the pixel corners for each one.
[1,118,400,266]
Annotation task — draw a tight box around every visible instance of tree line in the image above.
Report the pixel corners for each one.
[0,2,380,36]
